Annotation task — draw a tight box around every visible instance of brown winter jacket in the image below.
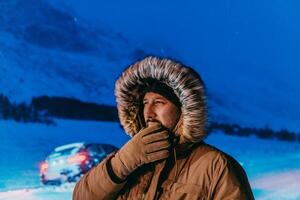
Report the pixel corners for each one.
[73,142,254,200]
[73,56,254,200]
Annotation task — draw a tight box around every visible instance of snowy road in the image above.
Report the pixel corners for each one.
[1,170,300,200]
[0,184,74,200]
[252,170,300,200]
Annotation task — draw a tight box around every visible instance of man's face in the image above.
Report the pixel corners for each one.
[143,92,181,131]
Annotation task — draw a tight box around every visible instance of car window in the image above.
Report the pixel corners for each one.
[102,144,117,154]
[85,144,102,156]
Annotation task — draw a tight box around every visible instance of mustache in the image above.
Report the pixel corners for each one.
[145,118,160,124]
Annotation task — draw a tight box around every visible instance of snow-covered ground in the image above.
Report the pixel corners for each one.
[0,119,299,200]
[0,119,130,191]
[0,184,74,200]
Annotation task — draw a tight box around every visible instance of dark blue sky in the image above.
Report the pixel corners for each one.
[58,0,300,68]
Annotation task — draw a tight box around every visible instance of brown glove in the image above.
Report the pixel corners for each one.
[110,123,170,180]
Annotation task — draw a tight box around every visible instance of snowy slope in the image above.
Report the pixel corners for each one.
[46,0,300,133]
[1,0,300,132]
[0,0,150,105]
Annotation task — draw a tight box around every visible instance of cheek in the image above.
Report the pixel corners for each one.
[143,107,147,118]
[158,107,180,129]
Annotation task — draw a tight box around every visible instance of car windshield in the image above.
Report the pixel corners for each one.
[49,146,80,158]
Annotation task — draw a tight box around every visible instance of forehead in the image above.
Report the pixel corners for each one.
[143,92,168,101]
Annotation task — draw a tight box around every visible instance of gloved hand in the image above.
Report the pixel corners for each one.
[110,123,170,180]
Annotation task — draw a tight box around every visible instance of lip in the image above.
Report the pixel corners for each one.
[147,121,161,127]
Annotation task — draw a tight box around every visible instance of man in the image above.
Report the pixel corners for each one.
[73,56,254,200]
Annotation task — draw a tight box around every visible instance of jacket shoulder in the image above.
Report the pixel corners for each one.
[192,142,236,163]
[191,142,246,177]
[190,142,254,199]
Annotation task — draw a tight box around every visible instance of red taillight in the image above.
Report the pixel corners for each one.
[40,161,48,174]
[68,153,88,164]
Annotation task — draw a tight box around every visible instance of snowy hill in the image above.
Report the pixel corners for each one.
[0,0,148,105]
[1,0,300,133]
[49,0,300,133]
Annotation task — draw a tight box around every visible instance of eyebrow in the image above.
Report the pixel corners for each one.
[143,97,167,102]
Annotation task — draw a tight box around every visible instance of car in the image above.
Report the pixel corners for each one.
[39,142,118,185]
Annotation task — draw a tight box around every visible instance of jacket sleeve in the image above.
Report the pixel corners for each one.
[72,154,126,200]
[210,155,255,200]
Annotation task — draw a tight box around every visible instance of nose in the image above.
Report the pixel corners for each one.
[143,104,156,121]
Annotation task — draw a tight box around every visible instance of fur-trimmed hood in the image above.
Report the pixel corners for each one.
[115,56,208,143]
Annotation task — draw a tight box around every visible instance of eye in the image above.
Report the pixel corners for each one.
[154,100,165,105]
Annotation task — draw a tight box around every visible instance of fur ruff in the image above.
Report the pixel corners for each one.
[115,56,208,143]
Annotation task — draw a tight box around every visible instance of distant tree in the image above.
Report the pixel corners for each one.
[297,134,300,143]
[0,94,12,119]
[0,94,54,125]
[232,124,241,134]
[11,103,21,121]
[255,125,274,139]
[240,127,254,137]
[31,96,118,121]
[18,103,30,122]
[276,129,296,142]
